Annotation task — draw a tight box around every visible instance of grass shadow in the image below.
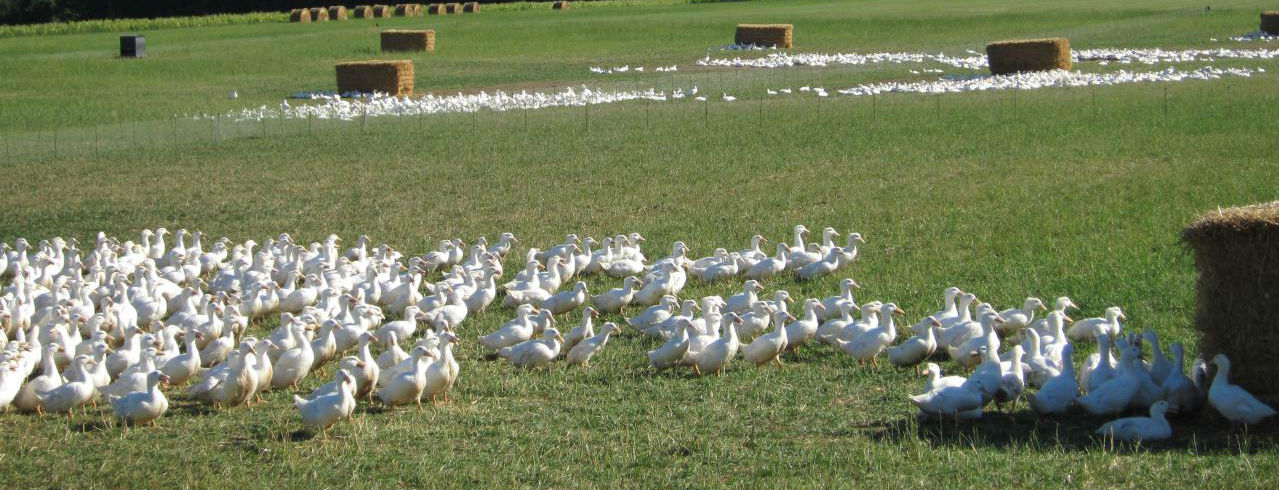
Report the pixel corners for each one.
[867,407,1279,455]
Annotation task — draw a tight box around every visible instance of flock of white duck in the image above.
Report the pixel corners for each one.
[0,226,1273,439]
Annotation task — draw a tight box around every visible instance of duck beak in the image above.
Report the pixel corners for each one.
[1063,316,1073,323]
[893,307,905,316]
[1038,304,1048,311]
[1119,313,1128,321]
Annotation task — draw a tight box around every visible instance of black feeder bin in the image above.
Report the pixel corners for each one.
[120,34,145,58]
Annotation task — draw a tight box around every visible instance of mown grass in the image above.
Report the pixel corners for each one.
[0,0,1277,488]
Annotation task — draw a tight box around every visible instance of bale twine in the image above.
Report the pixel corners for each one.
[985,38,1071,75]
[463,2,479,13]
[1262,11,1279,35]
[553,1,571,9]
[289,8,312,22]
[353,5,374,18]
[373,4,393,17]
[427,3,446,15]
[329,6,349,20]
[309,7,330,21]
[336,60,415,96]
[381,29,436,52]
[735,24,792,49]
[445,2,461,13]
[1183,202,1279,405]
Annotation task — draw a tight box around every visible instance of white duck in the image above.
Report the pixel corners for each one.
[561,307,598,356]
[1028,296,1078,337]
[818,278,861,321]
[744,243,789,280]
[737,301,777,339]
[909,383,984,421]
[1028,343,1079,415]
[1067,306,1125,342]
[109,371,170,427]
[541,281,588,316]
[742,310,790,366]
[930,287,964,325]
[839,303,904,366]
[781,299,824,352]
[888,316,940,367]
[921,363,967,392]
[591,277,642,314]
[795,249,848,281]
[1160,342,1201,414]
[1142,329,1174,386]
[566,322,620,366]
[724,280,763,315]
[34,355,96,416]
[160,330,203,385]
[626,295,676,332]
[498,328,564,369]
[996,297,1046,336]
[422,331,461,403]
[295,369,356,434]
[648,319,692,371]
[478,305,536,352]
[1095,400,1172,442]
[377,347,432,407]
[270,322,315,389]
[15,343,64,412]
[687,315,740,376]
[1076,338,1142,416]
[1208,353,1277,425]
[1079,332,1118,394]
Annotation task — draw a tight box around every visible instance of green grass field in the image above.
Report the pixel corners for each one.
[1,0,1277,488]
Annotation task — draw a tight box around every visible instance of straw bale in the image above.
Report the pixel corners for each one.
[290,8,312,22]
[336,60,415,96]
[1183,202,1279,405]
[1262,11,1279,35]
[986,38,1071,75]
[381,29,436,52]
[735,23,792,48]
[329,6,349,20]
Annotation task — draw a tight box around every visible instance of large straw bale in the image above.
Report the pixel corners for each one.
[735,24,792,48]
[553,1,571,10]
[309,7,330,21]
[290,8,312,22]
[336,60,415,96]
[463,2,479,13]
[1262,11,1279,35]
[329,6,349,20]
[381,29,436,52]
[985,38,1071,75]
[373,4,393,17]
[353,5,374,18]
[1183,202,1279,405]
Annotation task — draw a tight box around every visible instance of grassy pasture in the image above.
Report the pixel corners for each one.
[0,0,1277,488]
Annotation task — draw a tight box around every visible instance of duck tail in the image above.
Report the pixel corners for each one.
[292,394,308,408]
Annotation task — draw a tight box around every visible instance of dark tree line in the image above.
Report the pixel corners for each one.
[0,0,523,25]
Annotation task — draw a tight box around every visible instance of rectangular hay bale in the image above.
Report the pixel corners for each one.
[985,38,1071,75]
[289,8,312,22]
[309,7,330,21]
[1183,202,1279,406]
[1263,11,1279,35]
[553,1,571,9]
[463,2,479,13]
[329,6,349,20]
[353,5,374,18]
[735,23,792,48]
[336,60,415,96]
[381,29,436,52]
